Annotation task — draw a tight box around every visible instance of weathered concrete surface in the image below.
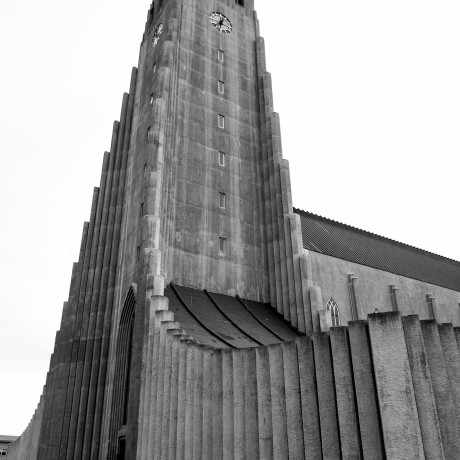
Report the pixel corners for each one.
[348,321,384,459]
[369,313,425,459]
[296,337,322,459]
[402,316,444,459]
[313,332,341,458]
[421,320,460,458]
[330,327,362,459]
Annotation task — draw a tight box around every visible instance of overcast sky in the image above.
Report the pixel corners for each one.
[1,0,459,436]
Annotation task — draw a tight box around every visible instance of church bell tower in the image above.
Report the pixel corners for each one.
[116,1,313,456]
[12,2,316,459]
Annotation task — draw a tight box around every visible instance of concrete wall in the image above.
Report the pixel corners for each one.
[135,296,460,459]
[310,251,460,326]
[6,396,44,460]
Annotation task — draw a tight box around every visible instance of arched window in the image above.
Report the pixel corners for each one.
[108,285,136,460]
[327,298,341,327]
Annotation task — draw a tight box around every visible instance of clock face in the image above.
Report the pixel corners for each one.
[209,12,232,34]
[152,23,163,47]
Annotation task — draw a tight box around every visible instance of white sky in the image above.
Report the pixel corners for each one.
[1,0,459,436]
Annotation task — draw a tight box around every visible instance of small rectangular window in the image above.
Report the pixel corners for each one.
[218,80,225,94]
[219,237,227,255]
[150,94,154,105]
[218,115,225,129]
[219,192,226,209]
[218,49,224,62]
[140,203,144,219]
[137,246,141,262]
[153,62,157,73]
[219,151,225,166]
[144,163,148,173]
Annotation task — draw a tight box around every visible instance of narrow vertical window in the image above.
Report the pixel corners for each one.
[218,115,225,129]
[219,192,226,209]
[150,94,154,105]
[137,246,141,262]
[219,151,225,166]
[140,203,144,219]
[219,237,227,255]
[327,299,341,327]
[153,62,157,73]
[218,80,225,94]
[144,163,148,173]
[147,126,151,140]
[218,49,224,62]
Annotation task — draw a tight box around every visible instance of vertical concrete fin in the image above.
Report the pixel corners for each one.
[166,330,182,460]
[330,327,362,458]
[313,332,341,458]
[232,349,246,459]
[202,347,214,460]
[243,348,259,460]
[222,349,234,460]
[74,145,112,460]
[68,93,129,459]
[184,342,196,459]
[268,344,289,459]
[348,321,384,459]
[438,324,460,429]
[152,314,170,458]
[158,324,177,459]
[59,186,100,459]
[421,320,460,457]
[282,341,305,459]
[402,316,445,459]
[255,35,277,312]
[146,306,171,458]
[288,213,307,333]
[369,313,424,459]
[53,222,90,456]
[192,345,204,460]
[296,337,322,459]
[92,76,138,458]
[175,338,188,460]
[211,349,224,460]
[256,346,273,459]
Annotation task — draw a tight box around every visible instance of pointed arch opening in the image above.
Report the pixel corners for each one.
[327,298,341,327]
[108,285,137,460]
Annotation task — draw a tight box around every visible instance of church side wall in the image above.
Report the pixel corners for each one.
[310,251,460,325]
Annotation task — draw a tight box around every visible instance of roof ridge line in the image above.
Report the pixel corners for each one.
[293,206,460,266]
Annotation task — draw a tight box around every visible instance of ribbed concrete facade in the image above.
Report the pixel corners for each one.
[8,1,460,459]
[10,311,460,459]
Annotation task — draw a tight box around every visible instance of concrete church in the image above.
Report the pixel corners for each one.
[8,0,460,458]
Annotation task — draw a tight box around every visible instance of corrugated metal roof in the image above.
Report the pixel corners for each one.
[165,284,301,348]
[294,207,460,293]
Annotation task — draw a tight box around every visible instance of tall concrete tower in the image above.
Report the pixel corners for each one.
[9,1,460,459]
[8,1,311,458]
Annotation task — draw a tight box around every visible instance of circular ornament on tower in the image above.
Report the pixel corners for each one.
[152,23,163,47]
[210,12,232,33]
